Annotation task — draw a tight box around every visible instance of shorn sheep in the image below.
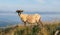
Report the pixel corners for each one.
[16,10,43,27]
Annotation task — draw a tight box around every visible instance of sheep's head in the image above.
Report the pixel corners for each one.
[16,10,23,14]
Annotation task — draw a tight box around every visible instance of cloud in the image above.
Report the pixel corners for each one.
[34,0,46,4]
[0,0,60,12]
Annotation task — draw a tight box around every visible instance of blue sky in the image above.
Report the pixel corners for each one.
[0,0,60,12]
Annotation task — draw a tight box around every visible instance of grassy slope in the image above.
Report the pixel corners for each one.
[0,22,60,35]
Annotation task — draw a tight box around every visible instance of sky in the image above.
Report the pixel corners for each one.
[0,0,60,12]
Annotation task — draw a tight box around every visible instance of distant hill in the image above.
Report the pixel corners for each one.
[0,11,60,14]
[0,21,21,27]
[23,12,60,14]
[0,21,10,27]
[0,11,15,13]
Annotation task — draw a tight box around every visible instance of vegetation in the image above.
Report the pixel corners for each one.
[0,21,60,35]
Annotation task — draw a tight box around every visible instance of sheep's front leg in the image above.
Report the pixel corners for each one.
[24,22,26,27]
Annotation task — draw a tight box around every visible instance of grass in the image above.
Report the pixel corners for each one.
[0,21,60,35]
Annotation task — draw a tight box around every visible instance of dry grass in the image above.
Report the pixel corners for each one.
[0,21,60,35]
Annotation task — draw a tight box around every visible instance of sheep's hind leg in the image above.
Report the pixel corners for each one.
[38,20,44,28]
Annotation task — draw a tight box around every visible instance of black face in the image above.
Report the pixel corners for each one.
[16,10,23,13]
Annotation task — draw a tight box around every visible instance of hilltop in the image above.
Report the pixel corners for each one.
[0,21,60,35]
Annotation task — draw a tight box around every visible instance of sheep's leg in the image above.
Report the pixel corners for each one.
[38,20,44,28]
[24,22,26,27]
[24,22,28,35]
[39,20,43,27]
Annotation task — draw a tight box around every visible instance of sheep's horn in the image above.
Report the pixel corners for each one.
[16,10,23,13]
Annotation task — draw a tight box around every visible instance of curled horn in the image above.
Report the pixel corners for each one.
[16,10,23,13]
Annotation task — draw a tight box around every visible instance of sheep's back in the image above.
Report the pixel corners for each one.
[33,14,41,22]
[27,14,41,23]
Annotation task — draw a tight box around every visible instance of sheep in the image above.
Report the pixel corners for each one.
[16,10,43,27]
